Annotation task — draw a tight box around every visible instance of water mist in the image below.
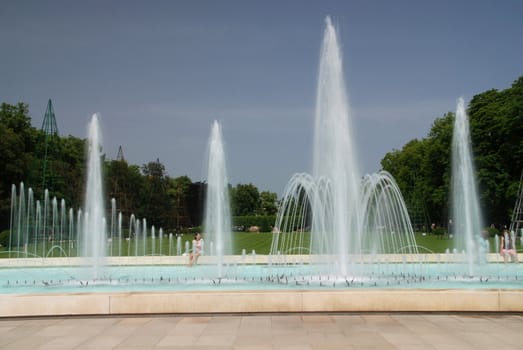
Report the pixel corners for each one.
[451,98,484,274]
[82,114,107,277]
[312,16,362,273]
[204,120,232,277]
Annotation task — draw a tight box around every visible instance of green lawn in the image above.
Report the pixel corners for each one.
[413,233,501,253]
[0,231,500,258]
[235,232,499,255]
[0,232,277,258]
[233,232,274,254]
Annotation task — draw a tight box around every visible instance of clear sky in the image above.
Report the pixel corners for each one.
[2,0,522,194]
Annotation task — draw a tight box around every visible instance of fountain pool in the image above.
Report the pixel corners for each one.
[1,256,523,316]
[1,254,522,294]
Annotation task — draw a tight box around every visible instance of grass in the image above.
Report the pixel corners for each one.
[236,232,501,255]
[233,232,274,254]
[0,232,276,258]
[0,231,502,258]
[413,233,500,253]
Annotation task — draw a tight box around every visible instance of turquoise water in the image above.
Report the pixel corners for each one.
[1,263,522,294]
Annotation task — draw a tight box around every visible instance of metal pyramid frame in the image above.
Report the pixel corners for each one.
[510,169,523,235]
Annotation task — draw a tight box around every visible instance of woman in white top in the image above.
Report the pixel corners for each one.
[188,232,204,266]
[500,230,518,263]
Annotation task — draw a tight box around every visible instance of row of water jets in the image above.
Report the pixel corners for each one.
[8,184,227,259]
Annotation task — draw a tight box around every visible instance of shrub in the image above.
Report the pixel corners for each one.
[0,230,10,247]
[486,227,499,238]
[433,227,445,237]
[232,216,276,232]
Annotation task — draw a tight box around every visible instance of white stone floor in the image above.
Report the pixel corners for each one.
[0,313,522,350]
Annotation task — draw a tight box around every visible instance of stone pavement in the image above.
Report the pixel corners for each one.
[0,313,522,349]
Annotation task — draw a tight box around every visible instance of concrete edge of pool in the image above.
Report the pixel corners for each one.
[0,253,517,267]
[2,254,522,317]
[1,289,523,317]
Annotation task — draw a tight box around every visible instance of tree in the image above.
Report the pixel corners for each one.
[230,183,261,216]
[260,191,278,215]
[382,112,454,226]
[140,159,170,228]
[422,112,453,224]
[106,158,147,219]
[381,139,430,229]
[0,103,36,230]
[186,181,205,227]
[381,75,523,227]
[469,77,523,224]
[53,135,85,208]
[167,175,193,229]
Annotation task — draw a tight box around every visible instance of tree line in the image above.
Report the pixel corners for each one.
[1,75,522,233]
[0,102,278,232]
[381,76,523,230]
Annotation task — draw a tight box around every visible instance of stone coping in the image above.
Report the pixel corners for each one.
[1,289,523,317]
[0,253,513,267]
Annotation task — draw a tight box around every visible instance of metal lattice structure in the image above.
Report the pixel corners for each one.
[41,99,59,191]
[408,194,430,233]
[406,173,430,233]
[510,169,523,236]
[116,145,125,162]
[41,99,58,135]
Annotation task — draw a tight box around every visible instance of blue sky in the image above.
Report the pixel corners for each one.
[2,0,522,194]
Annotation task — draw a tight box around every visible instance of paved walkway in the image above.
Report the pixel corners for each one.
[0,313,522,349]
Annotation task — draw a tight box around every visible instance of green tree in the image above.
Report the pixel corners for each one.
[259,191,278,215]
[105,159,145,220]
[423,112,453,224]
[381,75,523,227]
[230,183,261,216]
[381,139,430,228]
[469,77,523,224]
[167,175,193,229]
[382,112,454,226]
[0,103,36,230]
[54,135,85,208]
[140,159,170,228]
[124,164,147,217]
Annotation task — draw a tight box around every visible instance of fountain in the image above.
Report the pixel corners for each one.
[312,16,362,274]
[5,114,109,270]
[270,17,418,276]
[451,98,485,275]
[1,17,523,317]
[81,114,107,277]
[203,120,233,276]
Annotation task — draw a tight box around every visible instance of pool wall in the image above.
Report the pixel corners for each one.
[0,253,514,267]
[1,254,522,317]
[1,289,523,317]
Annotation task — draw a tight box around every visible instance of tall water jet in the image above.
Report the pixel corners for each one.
[203,120,232,277]
[82,114,107,277]
[271,16,417,276]
[451,98,484,274]
[312,16,362,273]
